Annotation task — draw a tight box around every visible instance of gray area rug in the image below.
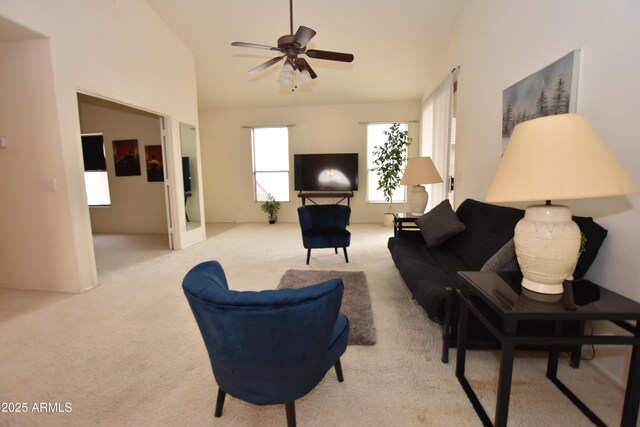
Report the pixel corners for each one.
[277,269,376,345]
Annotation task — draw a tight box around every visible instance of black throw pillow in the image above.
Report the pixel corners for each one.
[416,200,466,248]
[481,239,520,272]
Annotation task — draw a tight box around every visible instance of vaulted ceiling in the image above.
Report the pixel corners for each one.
[145,0,464,110]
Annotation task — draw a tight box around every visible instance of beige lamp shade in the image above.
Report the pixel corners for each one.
[486,114,639,203]
[400,157,443,186]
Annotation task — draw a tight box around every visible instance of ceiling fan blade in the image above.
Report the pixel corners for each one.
[248,55,285,75]
[306,49,354,63]
[293,26,316,47]
[232,41,280,51]
[295,58,318,79]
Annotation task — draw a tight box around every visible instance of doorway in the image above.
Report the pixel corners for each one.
[77,94,173,274]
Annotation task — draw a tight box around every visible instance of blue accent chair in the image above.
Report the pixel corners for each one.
[182,261,349,427]
[297,204,351,265]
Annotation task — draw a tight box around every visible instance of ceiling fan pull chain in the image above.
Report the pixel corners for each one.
[292,68,297,92]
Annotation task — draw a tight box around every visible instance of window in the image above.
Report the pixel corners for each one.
[252,127,290,202]
[366,123,408,203]
[420,68,458,210]
[81,134,111,206]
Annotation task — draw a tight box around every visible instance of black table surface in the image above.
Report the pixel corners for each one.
[393,213,422,220]
[458,271,640,322]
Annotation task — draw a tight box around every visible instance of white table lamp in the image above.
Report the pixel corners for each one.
[401,157,443,214]
[486,114,638,295]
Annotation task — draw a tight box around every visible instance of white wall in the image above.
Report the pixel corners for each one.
[0,0,203,292]
[78,95,167,234]
[0,38,83,292]
[199,102,421,223]
[438,0,640,385]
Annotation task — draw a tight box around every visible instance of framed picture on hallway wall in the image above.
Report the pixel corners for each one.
[145,145,164,182]
[113,139,141,176]
[501,49,581,153]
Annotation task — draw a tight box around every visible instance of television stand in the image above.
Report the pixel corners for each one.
[297,191,354,207]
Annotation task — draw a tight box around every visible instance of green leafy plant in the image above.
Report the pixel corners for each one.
[371,123,412,210]
[260,193,281,224]
[579,232,588,255]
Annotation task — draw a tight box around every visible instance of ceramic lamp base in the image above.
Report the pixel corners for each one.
[407,185,428,215]
[514,204,581,295]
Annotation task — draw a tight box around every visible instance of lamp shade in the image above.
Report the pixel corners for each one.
[400,157,443,186]
[486,114,638,203]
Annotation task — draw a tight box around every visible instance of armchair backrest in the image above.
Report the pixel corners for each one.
[298,205,351,231]
[183,261,344,405]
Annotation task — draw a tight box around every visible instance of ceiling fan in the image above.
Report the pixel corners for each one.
[231,0,354,84]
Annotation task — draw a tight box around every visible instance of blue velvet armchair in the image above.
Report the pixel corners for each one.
[297,204,351,265]
[182,261,349,427]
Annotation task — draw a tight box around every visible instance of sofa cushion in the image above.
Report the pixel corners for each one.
[443,199,524,270]
[416,200,466,248]
[480,239,520,272]
[387,236,471,321]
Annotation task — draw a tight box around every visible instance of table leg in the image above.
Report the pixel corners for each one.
[455,299,469,378]
[621,323,640,427]
[546,320,563,379]
[495,319,517,427]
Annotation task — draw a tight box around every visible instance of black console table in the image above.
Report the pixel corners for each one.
[456,271,640,427]
[297,191,354,207]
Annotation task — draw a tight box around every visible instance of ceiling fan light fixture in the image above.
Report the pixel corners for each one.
[277,75,292,85]
[299,69,312,82]
[282,61,294,73]
[231,0,354,87]
[278,62,294,83]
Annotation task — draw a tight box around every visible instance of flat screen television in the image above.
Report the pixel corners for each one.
[294,153,358,191]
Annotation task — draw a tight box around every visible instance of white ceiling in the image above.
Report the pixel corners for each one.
[145,0,464,111]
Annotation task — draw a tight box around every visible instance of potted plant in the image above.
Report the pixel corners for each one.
[371,123,412,225]
[260,193,281,224]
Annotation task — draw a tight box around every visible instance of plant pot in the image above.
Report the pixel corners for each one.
[269,217,277,224]
[382,213,394,227]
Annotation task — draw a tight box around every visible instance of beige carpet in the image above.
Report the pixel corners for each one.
[0,223,626,426]
[277,269,376,345]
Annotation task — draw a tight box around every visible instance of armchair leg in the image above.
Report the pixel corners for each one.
[334,247,338,254]
[343,247,349,263]
[306,248,311,265]
[334,359,345,382]
[285,401,296,427]
[214,388,226,417]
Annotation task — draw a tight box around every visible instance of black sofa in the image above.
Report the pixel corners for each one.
[387,199,608,363]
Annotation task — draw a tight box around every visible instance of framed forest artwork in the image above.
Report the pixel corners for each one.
[145,145,164,182]
[113,139,141,176]
[502,50,580,152]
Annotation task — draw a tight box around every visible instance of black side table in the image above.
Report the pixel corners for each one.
[392,213,422,237]
[456,271,640,427]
